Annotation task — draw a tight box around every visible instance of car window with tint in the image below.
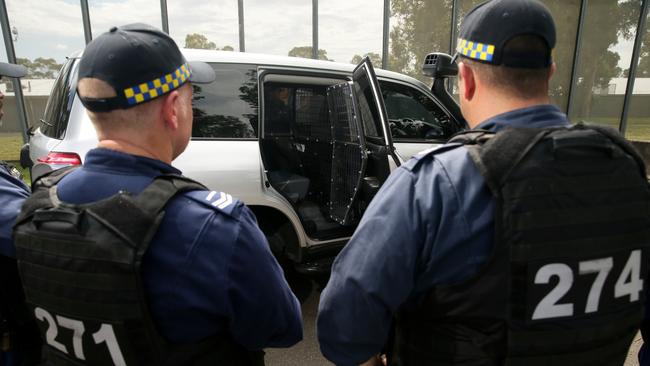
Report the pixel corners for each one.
[379,80,454,141]
[41,59,78,139]
[192,63,258,139]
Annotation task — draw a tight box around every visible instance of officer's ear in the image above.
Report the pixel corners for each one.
[458,62,476,102]
[160,89,181,132]
[548,62,557,82]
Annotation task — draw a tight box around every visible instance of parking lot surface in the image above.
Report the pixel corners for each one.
[266,282,332,366]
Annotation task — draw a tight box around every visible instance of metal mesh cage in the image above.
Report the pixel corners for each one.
[294,88,330,140]
[327,82,366,226]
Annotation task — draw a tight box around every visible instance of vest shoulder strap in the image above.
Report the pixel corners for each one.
[465,127,547,197]
[15,166,79,224]
[130,174,208,217]
[78,174,206,254]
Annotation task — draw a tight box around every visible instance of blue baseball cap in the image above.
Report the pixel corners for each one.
[78,23,216,112]
[455,0,556,69]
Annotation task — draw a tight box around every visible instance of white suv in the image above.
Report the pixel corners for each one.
[23,49,464,273]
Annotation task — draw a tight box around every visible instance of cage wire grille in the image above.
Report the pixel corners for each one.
[294,88,330,140]
[327,83,366,225]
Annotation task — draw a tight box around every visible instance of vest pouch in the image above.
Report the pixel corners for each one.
[32,207,83,234]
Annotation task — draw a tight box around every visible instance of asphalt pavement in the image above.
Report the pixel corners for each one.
[266,283,332,366]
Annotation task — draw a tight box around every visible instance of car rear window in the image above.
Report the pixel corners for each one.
[41,59,78,139]
[191,63,258,139]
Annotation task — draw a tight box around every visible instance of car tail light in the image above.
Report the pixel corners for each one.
[37,152,82,165]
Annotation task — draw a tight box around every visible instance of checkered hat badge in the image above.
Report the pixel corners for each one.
[457,38,495,62]
[123,63,191,106]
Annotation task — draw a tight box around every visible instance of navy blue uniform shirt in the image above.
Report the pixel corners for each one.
[317,105,570,365]
[2,149,303,350]
[0,164,30,366]
[0,164,29,258]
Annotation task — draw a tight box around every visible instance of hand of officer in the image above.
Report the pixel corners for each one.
[359,354,387,366]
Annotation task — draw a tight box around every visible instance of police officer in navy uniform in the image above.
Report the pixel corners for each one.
[9,24,302,365]
[317,1,650,365]
[0,62,44,366]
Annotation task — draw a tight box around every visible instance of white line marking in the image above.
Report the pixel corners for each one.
[217,194,233,209]
[206,191,217,201]
[212,192,227,207]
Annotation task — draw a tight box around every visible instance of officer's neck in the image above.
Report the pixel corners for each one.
[97,138,173,165]
[466,91,551,129]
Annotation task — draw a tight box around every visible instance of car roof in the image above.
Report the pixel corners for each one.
[68,48,433,91]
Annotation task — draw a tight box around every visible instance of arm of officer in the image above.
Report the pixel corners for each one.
[317,160,447,365]
[0,169,29,258]
[226,205,303,349]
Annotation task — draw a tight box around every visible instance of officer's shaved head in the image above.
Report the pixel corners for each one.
[78,78,164,134]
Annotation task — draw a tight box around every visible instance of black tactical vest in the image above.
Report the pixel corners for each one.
[13,168,265,366]
[390,123,650,366]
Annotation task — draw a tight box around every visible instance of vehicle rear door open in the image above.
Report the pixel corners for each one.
[326,80,367,226]
[326,57,396,225]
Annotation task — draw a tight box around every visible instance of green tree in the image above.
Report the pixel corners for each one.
[388,0,640,115]
[635,27,650,77]
[388,0,454,82]
[17,57,62,78]
[184,33,234,51]
[288,46,331,61]
[350,52,382,67]
[559,0,639,118]
[185,33,217,50]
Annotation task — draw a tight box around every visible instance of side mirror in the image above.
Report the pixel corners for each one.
[422,53,458,79]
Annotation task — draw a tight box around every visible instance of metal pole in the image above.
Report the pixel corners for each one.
[80,0,92,44]
[0,0,28,143]
[160,0,169,34]
[448,0,459,93]
[449,0,458,54]
[620,0,648,136]
[312,0,318,59]
[238,0,245,52]
[566,0,587,118]
[382,0,389,69]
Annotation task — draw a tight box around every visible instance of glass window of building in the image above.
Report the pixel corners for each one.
[625,11,650,141]
[320,0,383,65]
[540,0,580,111]
[244,0,311,58]
[168,0,239,52]
[88,0,162,38]
[568,0,642,130]
[0,23,18,162]
[388,0,452,83]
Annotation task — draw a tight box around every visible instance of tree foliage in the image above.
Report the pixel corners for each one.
[388,0,453,82]
[350,52,382,67]
[288,46,331,61]
[560,0,639,117]
[388,0,641,116]
[635,26,650,77]
[184,33,233,51]
[17,57,62,79]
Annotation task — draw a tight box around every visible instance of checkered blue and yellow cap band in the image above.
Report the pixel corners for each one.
[123,63,191,106]
[457,38,495,62]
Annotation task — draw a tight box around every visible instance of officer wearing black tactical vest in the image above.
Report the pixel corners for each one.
[11,24,302,365]
[317,1,650,365]
[0,61,44,366]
